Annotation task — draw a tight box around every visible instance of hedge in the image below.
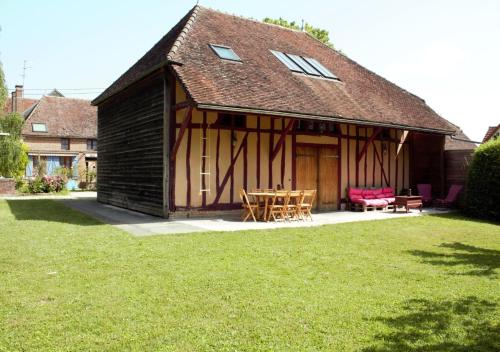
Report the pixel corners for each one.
[464,138,500,221]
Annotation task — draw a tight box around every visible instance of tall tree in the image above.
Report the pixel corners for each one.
[263,17,334,48]
[0,62,7,112]
[0,63,29,178]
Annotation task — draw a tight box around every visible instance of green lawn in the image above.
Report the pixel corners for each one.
[0,200,499,351]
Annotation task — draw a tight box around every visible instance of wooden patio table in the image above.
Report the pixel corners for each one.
[247,191,303,222]
[393,195,423,213]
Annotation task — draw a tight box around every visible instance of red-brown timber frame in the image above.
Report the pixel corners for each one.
[212,132,250,205]
[171,105,193,162]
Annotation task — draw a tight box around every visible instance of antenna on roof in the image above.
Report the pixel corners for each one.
[21,60,30,86]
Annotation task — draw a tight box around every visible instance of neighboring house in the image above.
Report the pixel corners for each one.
[482,124,499,143]
[93,6,460,217]
[444,127,477,190]
[3,85,38,114]
[8,86,98,184]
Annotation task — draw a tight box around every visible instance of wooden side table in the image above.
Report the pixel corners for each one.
[393,196,423,213]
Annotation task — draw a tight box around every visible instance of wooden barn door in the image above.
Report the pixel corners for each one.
[296,146,338,211]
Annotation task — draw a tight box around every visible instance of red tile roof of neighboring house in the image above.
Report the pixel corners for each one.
[482,124,500,143]
[93,5,457,134]
[3,98,39,114]
[23,96,97,138]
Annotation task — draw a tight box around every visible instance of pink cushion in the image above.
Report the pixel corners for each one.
[350,195,363,201]
[373,188,383,196]
[348,187,362,196]
[362,189,376,199]
[382,187,394,196]
[383,193,394,198]
[361,199,388,207]
[383,197,396,204]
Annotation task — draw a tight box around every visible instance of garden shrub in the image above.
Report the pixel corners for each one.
[28,178,44,194]
[464,138,500,221]
[41,176,65,193]
[23,176,66,194]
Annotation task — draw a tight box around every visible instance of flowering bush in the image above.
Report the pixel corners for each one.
[41,175,65,193]
[24,176,66,193]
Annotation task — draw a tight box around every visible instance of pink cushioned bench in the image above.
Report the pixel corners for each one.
[347,187,396,212]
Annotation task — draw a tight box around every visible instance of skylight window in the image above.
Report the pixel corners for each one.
[270,50,303,73]
[303,57,338,79]
[270,50,339,80]
[210,44,241,61]
[32,123,47,132]
[286,54,321,76]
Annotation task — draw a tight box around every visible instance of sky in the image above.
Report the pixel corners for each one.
[1,0,499,142]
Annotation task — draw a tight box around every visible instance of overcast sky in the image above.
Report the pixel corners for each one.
[1,0,498,141]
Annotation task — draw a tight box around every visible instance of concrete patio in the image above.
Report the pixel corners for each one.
[34,192,452,236]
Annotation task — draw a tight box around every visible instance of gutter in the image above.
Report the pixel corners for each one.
[196,103,456,135]
[450,135,481,144]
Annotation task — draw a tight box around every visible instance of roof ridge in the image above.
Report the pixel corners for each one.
[198,5,305,34]
[43,95,92,102]
[167,5,201,60]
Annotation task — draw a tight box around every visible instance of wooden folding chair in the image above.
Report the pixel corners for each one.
[298,189,317,221]
[239,189,258,222]
[267,190,290,222]
[286,190,304,221]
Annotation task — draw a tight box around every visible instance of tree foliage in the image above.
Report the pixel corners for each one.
[464,138,500,221]
[0,62,7,112]
[263,17,334,48]
[0,113,29,178]
[0,62,29,178]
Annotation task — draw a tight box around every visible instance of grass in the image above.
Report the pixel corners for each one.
[0,200,499,351]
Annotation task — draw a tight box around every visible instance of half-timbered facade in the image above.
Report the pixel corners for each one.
[93,6,458,217]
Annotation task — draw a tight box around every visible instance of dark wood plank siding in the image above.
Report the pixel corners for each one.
[444,149,473,189]
[411,132,445,197]
[97,72,165,216]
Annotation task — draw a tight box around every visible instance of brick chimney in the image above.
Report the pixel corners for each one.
[11,85,24,112]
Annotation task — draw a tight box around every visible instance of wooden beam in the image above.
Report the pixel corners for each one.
[356,126,359,187]
[256,115,261,189]
[269,117,274,188]
[172,101,192,111]
[201,112,207,207]
[373,143,390,186]
[170,106,193,162]
[216,128,220,192]
[162,70,173,217]
[397,130,409,156]
[357,127,382,162]
[270,118,295,161]
[280,118,286,187]
[186,122,192,208]
[212,132,249,205]
[168,73,177,212]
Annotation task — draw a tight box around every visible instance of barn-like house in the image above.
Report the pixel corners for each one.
[93,6,457,217]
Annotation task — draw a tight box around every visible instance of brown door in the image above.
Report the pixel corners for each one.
[296,146,338,211]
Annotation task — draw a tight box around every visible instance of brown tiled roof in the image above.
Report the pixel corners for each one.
[3,98,39,114]
[94,6,456,134]
[482,124,500,143]
[23,96,97,138]
[445,129,477,150]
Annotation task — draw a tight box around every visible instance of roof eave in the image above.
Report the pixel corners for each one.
[196,103,456,135]
[91,60,182,106]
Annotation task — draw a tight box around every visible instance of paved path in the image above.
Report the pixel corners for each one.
[54,193,451,236]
